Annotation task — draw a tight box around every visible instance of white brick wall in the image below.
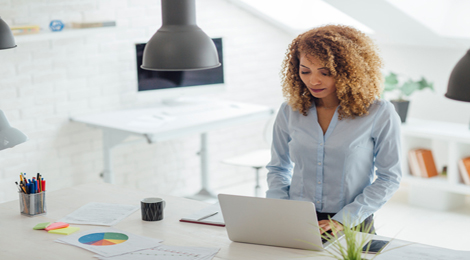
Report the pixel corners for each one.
[0,0,290,202]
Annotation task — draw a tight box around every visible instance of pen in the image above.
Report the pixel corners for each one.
[15,182,22,193]
[20,181,27,193]
[197,212,218,221]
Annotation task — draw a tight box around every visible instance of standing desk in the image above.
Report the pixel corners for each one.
[1,183,467,259]
[0,183,330,259]
[70,100,274,198]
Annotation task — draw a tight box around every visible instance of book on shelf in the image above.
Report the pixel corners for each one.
[408,150,422,177]
[458,157,470,185]
[70,21,116,29]
[10,25,40,35]
[408,149,439,178]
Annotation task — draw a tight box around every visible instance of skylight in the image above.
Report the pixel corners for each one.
[386,0,470,39]
[237,0,374,34]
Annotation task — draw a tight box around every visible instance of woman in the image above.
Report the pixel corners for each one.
[266,25,402,235]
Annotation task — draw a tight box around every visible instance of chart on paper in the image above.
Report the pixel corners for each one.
[78,232,129,246]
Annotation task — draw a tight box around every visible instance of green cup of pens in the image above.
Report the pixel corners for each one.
[16,173,46,216]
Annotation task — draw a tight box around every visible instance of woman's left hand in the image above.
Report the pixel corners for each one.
[318,219,344,236]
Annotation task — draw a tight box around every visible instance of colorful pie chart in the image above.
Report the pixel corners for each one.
[78,232,129,246]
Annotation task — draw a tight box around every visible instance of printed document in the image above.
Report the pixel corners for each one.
[97,245,220,260]
[59,202,139,226]
[55,227,162,257]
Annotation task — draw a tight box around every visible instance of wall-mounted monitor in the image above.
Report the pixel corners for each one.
[135,38,225,103]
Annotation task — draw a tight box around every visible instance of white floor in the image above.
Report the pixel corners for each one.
[211,176,470,251]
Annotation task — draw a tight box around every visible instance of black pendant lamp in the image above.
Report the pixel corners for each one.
[446,49,470,102]
[446,49,470,129]
[0,19,26,150]
[0,17,16,50]
[141,0,220,71]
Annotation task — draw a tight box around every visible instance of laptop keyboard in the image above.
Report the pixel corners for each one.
[322,230,333,244]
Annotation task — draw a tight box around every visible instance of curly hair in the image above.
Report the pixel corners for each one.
[280,24,383,119]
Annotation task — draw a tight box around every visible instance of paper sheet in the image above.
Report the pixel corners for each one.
[375,241,470,260]
[96,245,220,260]
[55,227,162,258]
[179,203,224,226]
[59,202,139,226]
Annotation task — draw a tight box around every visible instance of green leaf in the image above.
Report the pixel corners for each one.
[383,72,399,92]
[384,82,397,92]
[385,72,399,85]
[417,77,434,91]
[401,80,419,96]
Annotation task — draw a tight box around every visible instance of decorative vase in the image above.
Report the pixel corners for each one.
[391,100,409,123]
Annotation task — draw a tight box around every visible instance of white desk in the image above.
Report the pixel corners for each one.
[2,183,468,259]
[0,183,326,259]
[70,100,274,198]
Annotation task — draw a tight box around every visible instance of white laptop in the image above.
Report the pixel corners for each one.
[218,194,344,251]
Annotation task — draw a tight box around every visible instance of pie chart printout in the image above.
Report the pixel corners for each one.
[78,232,129,246]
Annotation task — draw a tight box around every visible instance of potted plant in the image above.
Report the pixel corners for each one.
[383,72,434,123]
[320,218,380,260]
[300,217,408,260]
[309,217,407,260]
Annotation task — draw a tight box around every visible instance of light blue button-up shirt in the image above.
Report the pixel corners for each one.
[266,99,402,226]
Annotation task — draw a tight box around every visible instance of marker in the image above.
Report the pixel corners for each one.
[30,178,34,193]
[38,174,42,192]
[41,180,46,192]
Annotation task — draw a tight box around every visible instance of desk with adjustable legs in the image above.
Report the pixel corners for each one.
[70,100,274,199]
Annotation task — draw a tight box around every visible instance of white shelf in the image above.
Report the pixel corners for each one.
[401,118,470,210]
[14,27,118,43]
[403,175,470,195]
[401,118,470,144]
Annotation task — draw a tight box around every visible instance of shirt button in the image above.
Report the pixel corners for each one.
[317,201,320,203]
[318,162,321,165]
[318,181,321,184]
[320,143,323,146]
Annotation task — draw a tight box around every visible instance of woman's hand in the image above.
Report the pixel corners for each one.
[318,219,344,236]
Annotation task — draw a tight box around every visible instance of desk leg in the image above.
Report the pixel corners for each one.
[102,129,129,184]
[190,133,217,200]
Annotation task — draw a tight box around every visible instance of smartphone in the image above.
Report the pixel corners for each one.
[362,239,389,254]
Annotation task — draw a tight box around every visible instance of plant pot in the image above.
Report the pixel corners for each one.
[391,100,409,123]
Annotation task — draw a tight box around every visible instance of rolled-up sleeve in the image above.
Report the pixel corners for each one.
[266,103,294,200]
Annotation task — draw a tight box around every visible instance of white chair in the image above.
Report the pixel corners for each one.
[221,112,276,197]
